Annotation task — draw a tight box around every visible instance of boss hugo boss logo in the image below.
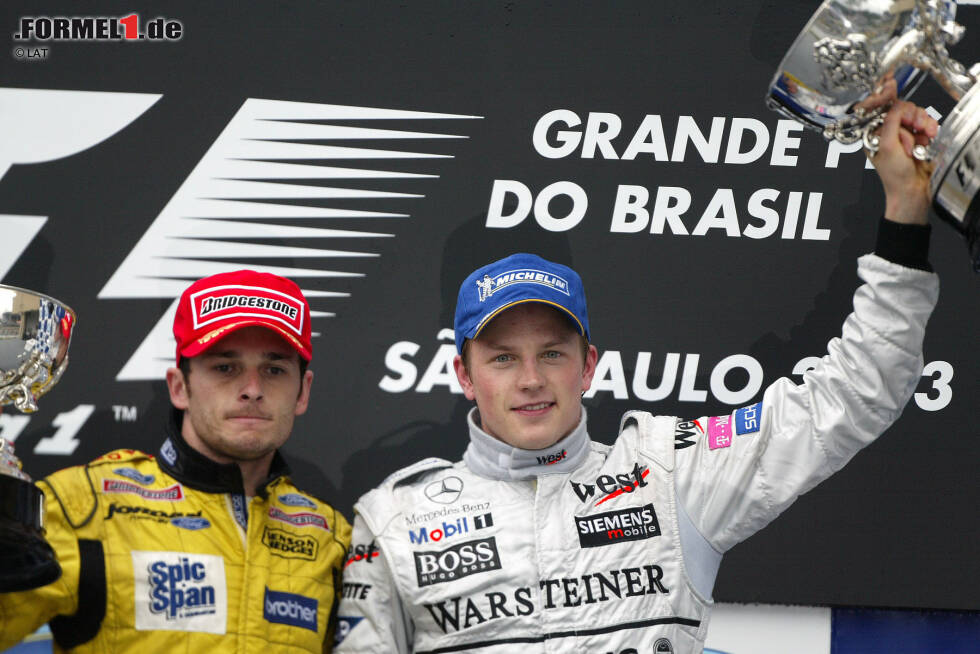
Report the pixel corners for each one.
[424,476,464,504]
[263,588,318,632]
[132,551,227,634]
[575,503,662,548]
[414,537,501,587]
[423,563,670,634]
[569,463,649,506]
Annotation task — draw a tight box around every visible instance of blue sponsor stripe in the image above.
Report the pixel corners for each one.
[264,588,318,632]
[735,401,762,435]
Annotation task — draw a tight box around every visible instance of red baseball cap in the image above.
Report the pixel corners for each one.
[173,270,312,364]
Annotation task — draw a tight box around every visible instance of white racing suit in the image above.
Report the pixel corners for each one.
[335,253,939,653]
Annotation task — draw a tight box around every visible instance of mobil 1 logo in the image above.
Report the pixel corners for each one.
[414,537,501,587]
[575,503,661,548]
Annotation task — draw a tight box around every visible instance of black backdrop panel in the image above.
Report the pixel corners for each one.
[1,1,977,610]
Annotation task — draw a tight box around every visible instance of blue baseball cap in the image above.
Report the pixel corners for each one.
[453,253,590,353]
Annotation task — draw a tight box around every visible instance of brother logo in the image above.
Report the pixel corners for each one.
[263,588,318,632]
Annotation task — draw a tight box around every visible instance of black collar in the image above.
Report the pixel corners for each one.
[157,409,291,499]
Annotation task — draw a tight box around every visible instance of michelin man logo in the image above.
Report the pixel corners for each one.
[475,268,570,303]
[94,98,480,380]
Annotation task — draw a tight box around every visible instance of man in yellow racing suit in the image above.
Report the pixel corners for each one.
[0,269,351,653]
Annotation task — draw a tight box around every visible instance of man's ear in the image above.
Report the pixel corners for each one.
[580,344,599,393]
[454,355,476,401]
[166,366,190,410]
[294,369,314,416]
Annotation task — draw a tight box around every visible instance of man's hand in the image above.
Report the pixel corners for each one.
[863,78,939,225]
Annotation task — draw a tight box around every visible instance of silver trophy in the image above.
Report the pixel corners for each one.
[0,284,76,592]
[766,0,980,271]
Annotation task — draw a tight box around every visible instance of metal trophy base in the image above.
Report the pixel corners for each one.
[930,82,980,272]
[0,473,61,592]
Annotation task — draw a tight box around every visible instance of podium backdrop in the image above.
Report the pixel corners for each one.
[2,0,977,611]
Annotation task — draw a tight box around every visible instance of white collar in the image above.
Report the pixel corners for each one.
[462,406,590,480]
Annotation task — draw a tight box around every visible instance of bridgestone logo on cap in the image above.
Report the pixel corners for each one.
[190,284,304,335]
[475,268,570,302]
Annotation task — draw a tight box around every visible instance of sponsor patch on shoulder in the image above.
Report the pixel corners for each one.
[278,493,316,509]
[735,401,763,435]
[113,467,155,485]
[103,479,184,501]
[707,415,733,450]
[268,506,330,531]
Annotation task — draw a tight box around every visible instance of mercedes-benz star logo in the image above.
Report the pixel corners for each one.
[424,476,464,504]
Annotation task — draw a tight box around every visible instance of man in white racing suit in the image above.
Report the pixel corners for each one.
[334,98,941,652]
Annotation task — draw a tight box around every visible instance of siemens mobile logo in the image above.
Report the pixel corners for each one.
[575,503,662,548]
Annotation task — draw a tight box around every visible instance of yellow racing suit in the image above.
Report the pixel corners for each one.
[0,412,351,653]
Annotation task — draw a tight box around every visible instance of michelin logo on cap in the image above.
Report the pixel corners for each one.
[476,268,570,302]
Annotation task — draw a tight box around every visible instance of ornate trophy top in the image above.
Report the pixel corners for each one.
[0,284,75,414]
[766,0,971,143]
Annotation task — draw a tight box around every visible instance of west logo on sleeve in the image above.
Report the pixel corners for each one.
[132,551,227,634]
[735,401,763,435]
